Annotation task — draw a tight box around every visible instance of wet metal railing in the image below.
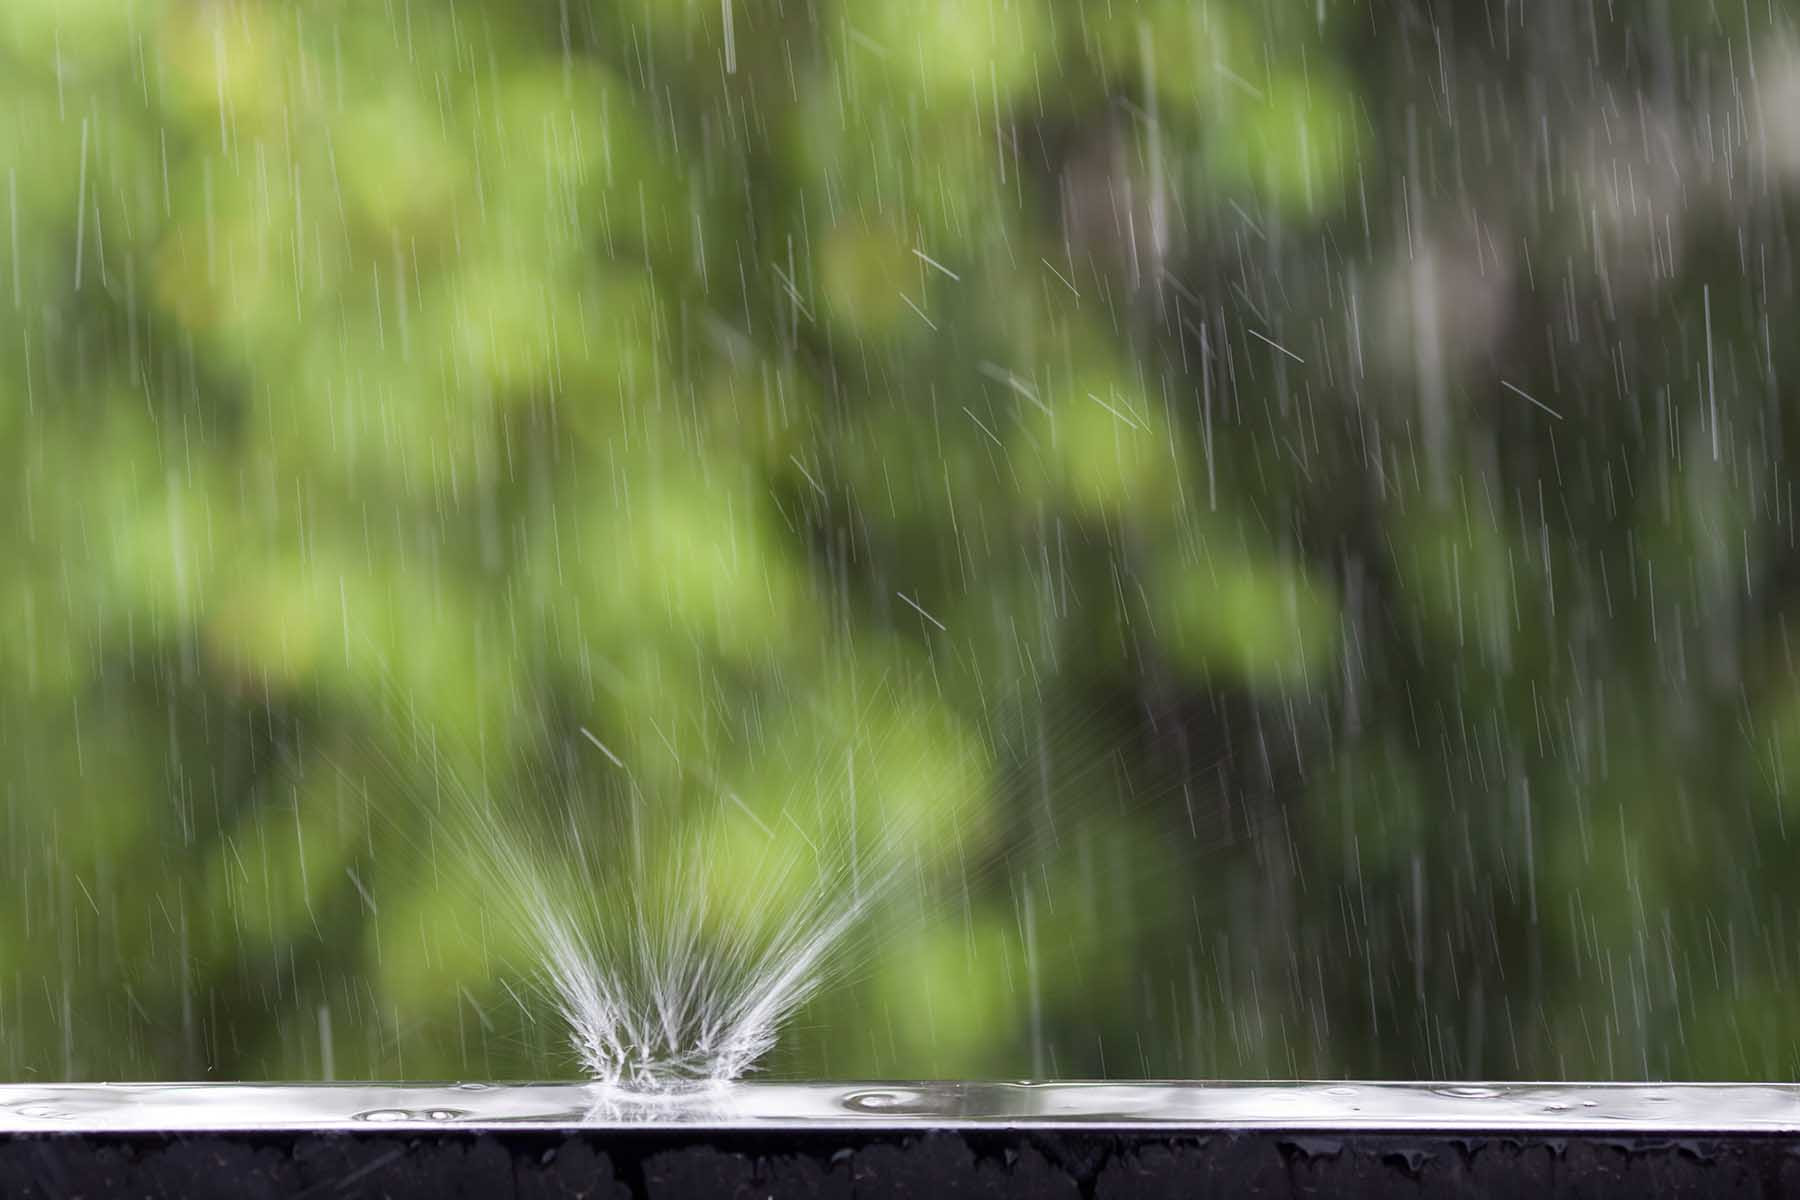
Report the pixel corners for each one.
[4,1080,1796,1196]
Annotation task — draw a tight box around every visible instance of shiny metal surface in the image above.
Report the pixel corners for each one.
[4,1080,1799,1131]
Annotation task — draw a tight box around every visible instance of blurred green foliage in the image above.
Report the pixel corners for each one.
[4,0,1800,1084]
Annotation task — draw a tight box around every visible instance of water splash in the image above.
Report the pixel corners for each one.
[470,735,897,1093]
[514,851,876,1092]
[429,685,1243,1090]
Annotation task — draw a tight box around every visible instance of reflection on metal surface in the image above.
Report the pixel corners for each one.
[3,1081,1800,1131]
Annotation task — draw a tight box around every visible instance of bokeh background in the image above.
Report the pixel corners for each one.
[6,0,1800,1082]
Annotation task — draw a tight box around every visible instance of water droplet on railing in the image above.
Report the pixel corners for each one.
[352,1106,470,1122]
[843,1088,928,1114]
[10,1103,71,1120]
